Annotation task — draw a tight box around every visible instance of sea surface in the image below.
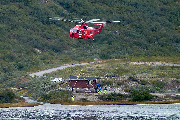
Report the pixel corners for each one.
[0,103,180,119]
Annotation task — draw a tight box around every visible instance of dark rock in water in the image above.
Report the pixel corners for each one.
[67,113,71,117]
[73,116,98,120]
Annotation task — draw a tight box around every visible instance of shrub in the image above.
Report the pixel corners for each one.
[128,76,138,82]
[116,81,124,86]
[178,88,180,93]
[139,80,149,85]
[124,88,131,92]
[99,93,124,101]
[41,90,72,102]
[130,91,154,102]
[150,80,165,89]
[0,90,16,103]
[98,80,113,87]
[79,98,88,102]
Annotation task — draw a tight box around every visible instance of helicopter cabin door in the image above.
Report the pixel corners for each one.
[85,31,88,34]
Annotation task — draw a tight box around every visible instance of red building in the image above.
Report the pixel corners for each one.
[70,76,98,92]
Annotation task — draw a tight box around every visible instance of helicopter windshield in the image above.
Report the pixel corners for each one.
[70,29,77,33]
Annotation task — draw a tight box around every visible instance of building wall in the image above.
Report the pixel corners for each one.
[92,80,97,88]
[70,79,96,88]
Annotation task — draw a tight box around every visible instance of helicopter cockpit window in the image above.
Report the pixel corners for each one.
[73,30,77,33]
[70,29,78,33]
[70,29,73,33]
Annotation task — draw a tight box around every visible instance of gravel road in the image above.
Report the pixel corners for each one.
[29,61,180,77]
[29,63,89,77]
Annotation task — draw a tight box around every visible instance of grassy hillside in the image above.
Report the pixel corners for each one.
[16,59,180,102]
[0,0,180,83]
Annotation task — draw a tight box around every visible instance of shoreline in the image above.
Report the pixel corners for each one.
[60,100,180,105]
[1,100,180,108]
[0,102,41,108]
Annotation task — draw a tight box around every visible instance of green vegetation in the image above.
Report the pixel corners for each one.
[79,98,88,102]
[0,0,180,76]
[150,80,166,89]
[98,91,157,102]
[99,93,125,101]
[97,80,113,87]
[130,91,156,102]
[46,59,180,80]
[128,76,138,82]
[0,0,180,103]
[0,90,19,103]
[17,76,58,99]
[40,90,72,102]
[45,59,180,95]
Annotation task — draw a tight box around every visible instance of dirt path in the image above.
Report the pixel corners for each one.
[29,63,90,77]
[129,62,180,66]
[29,61,180,77]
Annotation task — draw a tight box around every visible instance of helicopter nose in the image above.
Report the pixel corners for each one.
[70,32,73,37]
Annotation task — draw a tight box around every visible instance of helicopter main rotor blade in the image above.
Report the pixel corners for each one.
[85,19,100,23]
[49,17,81,23]
[49,17,64,21]
[49,17,120,24]
[89,22,106,24]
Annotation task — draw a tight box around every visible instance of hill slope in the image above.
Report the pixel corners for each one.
[0,0,180,82]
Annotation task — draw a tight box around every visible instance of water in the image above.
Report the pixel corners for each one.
[0,103,180,119]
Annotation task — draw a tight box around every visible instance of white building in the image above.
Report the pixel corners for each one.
[51,77,63,83]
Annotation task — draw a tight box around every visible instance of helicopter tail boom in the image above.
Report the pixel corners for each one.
[106,21,120,23]
[89,21,120,24]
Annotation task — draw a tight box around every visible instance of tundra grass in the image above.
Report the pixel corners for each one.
[0,102,41,108]
[1,100,180,108]
[45,58,180,79]
[44,98,180,105]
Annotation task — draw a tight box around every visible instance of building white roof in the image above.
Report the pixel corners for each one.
[51,77,63,82]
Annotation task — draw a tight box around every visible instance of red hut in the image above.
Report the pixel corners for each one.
[70,76,98,92]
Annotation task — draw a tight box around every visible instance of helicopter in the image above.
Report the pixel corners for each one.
[49,17,120,39]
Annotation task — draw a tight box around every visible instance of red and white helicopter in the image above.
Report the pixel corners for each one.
[49,17,120,39]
